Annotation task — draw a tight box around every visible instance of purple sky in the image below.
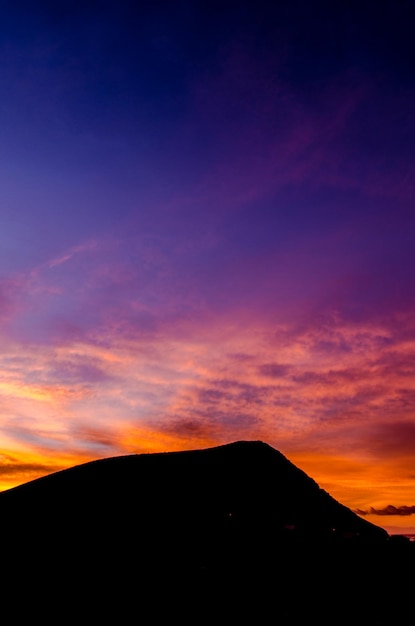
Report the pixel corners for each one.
[1,1,415,535]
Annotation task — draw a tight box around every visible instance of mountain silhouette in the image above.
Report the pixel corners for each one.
[0,440,412,622]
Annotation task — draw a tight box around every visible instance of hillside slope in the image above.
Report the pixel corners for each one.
[0,440,410,622]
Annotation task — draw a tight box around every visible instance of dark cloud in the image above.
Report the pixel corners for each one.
[157,417,220,444]
[369,348,415,379]
[73,426,118,451]
[381,389,415,414]
[161,407,261,443]
[258,363,291,378]
[227,353,256,362]
[0,457,62,479]
[355,505,415,516]
[208,379,274,406]
[292,368,367,386]
[197,388,228,404]
[311,339,353,355]
[367,421,415,457]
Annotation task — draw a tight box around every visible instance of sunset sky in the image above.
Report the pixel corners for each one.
[1,1,414,535]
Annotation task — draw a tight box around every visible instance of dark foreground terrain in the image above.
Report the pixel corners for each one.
[0,441,413,623]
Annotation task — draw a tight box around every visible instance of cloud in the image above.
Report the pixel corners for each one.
[49,356,113,385]
[0,276,28,326]
[0,457,61,478]
[366,421,415,458]
[291,368,363,386]
[45,241,98,270]
[258,363,291,378]
[71,425,120,454]
[355,505,415,516]
[159,410,261,447]
[0,451,66,490]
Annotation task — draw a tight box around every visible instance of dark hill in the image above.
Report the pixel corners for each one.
[0,440,412,623]
[0,440,387,541]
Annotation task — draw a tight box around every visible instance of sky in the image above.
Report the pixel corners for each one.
[0,0,414,536]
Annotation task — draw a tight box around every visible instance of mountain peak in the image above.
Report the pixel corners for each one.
[0,438,386,541]
[0,438,399,622]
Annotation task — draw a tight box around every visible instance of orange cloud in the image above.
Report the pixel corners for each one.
[0,311,414,535]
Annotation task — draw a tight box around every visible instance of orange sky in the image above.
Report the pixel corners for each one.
[1,317,414,536]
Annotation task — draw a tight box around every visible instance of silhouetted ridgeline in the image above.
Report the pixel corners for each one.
[0,441,413,622]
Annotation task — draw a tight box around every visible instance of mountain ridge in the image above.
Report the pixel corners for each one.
[0,439,387,540]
